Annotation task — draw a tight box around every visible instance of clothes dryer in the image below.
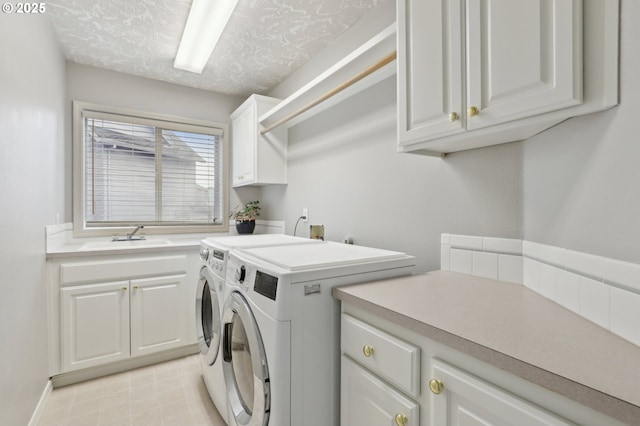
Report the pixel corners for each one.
[196,235,323,423]
[222,242,415,426]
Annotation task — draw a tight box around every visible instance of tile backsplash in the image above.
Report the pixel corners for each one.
[441,234,640,348]
[441,234,523,284]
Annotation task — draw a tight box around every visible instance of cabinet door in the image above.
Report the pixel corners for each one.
[232,95,286,186]
[130,275,185,357]
[61,281,130,372]
[466,0,582,130]
[397,0,464,146]
[231,103,256,186]
[430,359,573,426]
[341,355,418,426]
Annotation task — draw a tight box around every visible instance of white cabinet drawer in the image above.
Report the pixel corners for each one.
[341,314,420,396]
[341,355,419,426]
[59,255,187,285]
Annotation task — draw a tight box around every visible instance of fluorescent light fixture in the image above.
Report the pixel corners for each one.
[174,0,239,74]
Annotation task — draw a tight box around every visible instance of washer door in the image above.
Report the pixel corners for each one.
[196,268,221,365]
[222,291,270,426]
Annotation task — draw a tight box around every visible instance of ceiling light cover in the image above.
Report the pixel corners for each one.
[174,0,240,74]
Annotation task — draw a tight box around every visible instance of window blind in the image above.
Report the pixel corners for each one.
[83,112,224,227]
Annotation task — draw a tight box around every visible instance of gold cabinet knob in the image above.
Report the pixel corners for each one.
[429,378,444,394]
[448,112,459,122]
[362,345,374,357]
[121,287,127,292]
[133,286,139,290]
[467,106,479,117]
[395,413,408,426]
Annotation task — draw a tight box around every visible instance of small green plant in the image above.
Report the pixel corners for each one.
[230,200,261,221]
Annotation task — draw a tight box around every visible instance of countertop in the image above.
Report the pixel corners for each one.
[333,270,640,424]
[45,237,201,258]
[44,221,286,258]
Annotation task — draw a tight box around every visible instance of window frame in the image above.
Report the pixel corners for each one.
[73,101,229,237]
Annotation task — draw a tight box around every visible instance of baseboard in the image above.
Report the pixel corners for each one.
[28,380,53,426]
[51,344,199,388]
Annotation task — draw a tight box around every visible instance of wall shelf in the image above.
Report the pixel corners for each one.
[259,24,396,134]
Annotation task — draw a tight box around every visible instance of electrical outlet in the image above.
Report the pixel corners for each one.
[302,208,308,222]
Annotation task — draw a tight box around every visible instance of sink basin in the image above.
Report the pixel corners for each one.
[81,238,173,250]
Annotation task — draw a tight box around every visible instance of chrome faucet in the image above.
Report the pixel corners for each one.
[127,225,145,240]
[111,225,146,242]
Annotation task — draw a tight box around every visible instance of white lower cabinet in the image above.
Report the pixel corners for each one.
[340,305,621,426]
[430,359,572,426]
[129,275,184,357]
[61,281,130,371]
[61,274,186,373]
[341,355,418,426]
[341,313,420,426]
[49,253,196,377]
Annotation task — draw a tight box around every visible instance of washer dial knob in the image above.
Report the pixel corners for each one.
[236,265,246,283]
[199,247,209,261]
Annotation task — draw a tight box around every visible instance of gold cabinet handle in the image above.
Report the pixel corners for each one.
[362,345,374,357]
[395,413,408,426]
[133,286,139,290]
[448,112,459,122]
[121,287,127,292]
[467,106,479,117]
[429,378,444,394]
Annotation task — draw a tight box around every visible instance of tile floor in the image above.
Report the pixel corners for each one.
[38,355,226,426]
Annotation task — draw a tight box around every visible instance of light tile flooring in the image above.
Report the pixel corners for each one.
[38,355,226,426]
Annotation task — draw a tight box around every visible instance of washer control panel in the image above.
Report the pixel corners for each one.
[226,254,278,300]
[200,243,227,278]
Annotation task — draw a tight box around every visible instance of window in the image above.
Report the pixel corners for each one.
[73,102,228,236]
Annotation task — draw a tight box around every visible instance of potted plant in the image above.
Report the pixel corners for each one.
[230,200,261,234]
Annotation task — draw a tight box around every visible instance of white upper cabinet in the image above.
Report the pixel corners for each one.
[397,0,464,143]
[231,94,287,187]
[398,0,619,155]
[465,0,582,130]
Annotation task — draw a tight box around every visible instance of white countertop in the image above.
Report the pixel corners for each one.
[45,236,202,258]
[44,221,286,258]
[333,270,640,424]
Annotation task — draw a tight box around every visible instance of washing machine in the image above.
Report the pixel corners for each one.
[196,242,228,421]
[221,241,416,426]
[196,234,323,423]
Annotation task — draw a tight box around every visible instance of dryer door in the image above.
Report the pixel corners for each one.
[196,269,221,365]
[222,291,270,426]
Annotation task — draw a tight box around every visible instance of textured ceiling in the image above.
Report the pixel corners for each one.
[47,0,387,96]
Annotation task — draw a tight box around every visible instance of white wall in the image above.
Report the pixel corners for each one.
[67,62,243,124]
[264,1,523,272]
[523,0,639,264]
[0,14,66,425]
